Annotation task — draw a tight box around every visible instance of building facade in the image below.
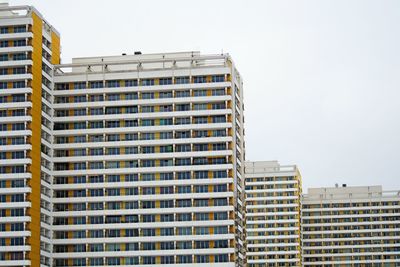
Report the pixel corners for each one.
[302,185,400,266]
[245,161,302,267]
[0,4,60,267]
[50,52,246,266]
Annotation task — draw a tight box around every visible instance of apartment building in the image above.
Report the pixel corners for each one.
[245,161,302,267]
[50,52,246,266]
[302,185,400,266]
[0,4,60,267]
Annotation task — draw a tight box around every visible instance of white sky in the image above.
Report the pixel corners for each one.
[10,0,400,191]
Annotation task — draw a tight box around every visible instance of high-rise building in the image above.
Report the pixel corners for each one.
[50,52,246,266]
[245,161,302,267]
[301,185,400,266]
[0,3,60,267]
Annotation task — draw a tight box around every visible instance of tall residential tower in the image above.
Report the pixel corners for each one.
[50,52,246,266]
[0,4,60,267]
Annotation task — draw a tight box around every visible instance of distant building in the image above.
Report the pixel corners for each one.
[245,161,302,267]
[302,185,400,266]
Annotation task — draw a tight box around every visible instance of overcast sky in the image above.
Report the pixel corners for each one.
[11,0,400,191]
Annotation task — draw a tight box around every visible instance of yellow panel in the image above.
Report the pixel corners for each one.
[51,30,61,64]
[25,11,43,267]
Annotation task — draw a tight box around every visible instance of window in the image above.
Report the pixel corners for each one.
[214,170,227,178]
[176,199,191,207]
[194,76,207,83]
[159,118,173,125]
[160,173,173,180]
[14,26,26,33]
[142,229,155,236]
[12,81,25,88]
[142,106,154,113]
[175,131,190,138]
[143,256,156,264]
[211,75,225,83]
[160,200,173,208]
[125,79,138,87]
[214,184,227,192]
[107,94,120,101]
[176,158,190,166]
[177,186,191,194]
[215,240,228,248]
[176,241,192,249]
[142,160,155,167]
[194,185,208,193]
[74,82,86,89]
[13,67,25,74]
[177,227,192,235]
[141,119,154,126]
[14,40,26,47]
[175,76,189,84]
[194,199,209,207]
[142,201,155,209]
[160,214,174,222]
[90,94,104,102]
[194,103,208,110]
[175,117,190,125]
[159,78,172,85]
[177,172,190,180]
[126,133,138,140]
[215,254,229,262]
[74,95,86,103]
[159,91,172,98]
[141,79,154,86]
[141,173,155,181]
[126,106,138,113]
[142,187,155,195]
[125,174,138,181]
[213,115,226,123]
[212,88,225,96]
[196,255,210,263]
[160,228,174,236]
[177,255,192,263]
[196,241,210,248]
[106,80,120,88]
[13,53,26,61]
[176,90,190,97]
[176,144,190,152]
[125,147,138,154]
[177,213,191,221]
[194,89,207,96]
[195,227,209,235]
[90,81,103,89]
[125,92,138,99]
[214,212,228,220]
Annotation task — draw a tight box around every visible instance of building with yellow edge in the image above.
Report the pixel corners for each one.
[0,3,59,267]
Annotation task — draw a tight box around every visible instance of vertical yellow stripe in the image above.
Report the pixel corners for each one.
[26,11,43,267]
[51,31,60,65]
